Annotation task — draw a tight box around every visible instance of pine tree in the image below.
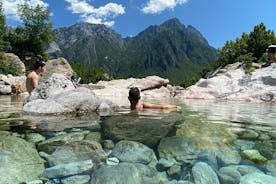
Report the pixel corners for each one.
[0,2,7,51]
[9,3,53,57]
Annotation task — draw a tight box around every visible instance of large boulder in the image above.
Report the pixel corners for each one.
[1,53,26,75]
[41,57,73,81]
[0,133,45,184]
[25,73,75,103]
[23,73,117,115]
[175,63,276,102]
[23,86,101,114]
[90,75,171,106]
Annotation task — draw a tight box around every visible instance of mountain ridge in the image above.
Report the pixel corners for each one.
[47,18,217,84]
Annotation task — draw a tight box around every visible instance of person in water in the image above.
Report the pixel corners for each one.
[128,87,180,110]
[26,59,46,94]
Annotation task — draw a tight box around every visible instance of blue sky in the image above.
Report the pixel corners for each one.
[2,0,276,48]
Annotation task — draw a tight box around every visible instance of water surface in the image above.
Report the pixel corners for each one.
[0,95,275,182]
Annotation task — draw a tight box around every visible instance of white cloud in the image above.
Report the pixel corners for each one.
[142,0,188,14]
[2,0,49,21]
[64,0,125,27]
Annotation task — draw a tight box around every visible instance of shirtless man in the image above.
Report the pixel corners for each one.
[26,60,46,94]
[128,87,180,110]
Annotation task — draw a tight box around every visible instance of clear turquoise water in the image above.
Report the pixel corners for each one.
[1,95,275,170]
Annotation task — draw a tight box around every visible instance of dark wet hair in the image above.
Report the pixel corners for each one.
[34,60,46,70]
[129,87,140,101]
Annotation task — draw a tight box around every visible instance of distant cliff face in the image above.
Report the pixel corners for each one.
[47,18,217,84]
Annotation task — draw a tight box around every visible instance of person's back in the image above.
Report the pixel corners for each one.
[26,71,40,94]
[26,59,46,94]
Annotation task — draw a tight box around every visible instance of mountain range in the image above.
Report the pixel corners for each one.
[46,18,217,84]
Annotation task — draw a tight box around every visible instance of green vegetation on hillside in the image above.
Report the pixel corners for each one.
[50,19,217,85]
[180,23,276,87]
[71,63,110,84]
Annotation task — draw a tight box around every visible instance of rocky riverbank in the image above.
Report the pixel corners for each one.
[1,54,275,112]
[175,62,276,102]
[22,62,276,115]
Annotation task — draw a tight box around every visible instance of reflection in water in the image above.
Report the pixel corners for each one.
[0,94,26,112]
[23,113,101,132]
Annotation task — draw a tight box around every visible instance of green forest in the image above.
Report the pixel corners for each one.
[1,2,276,86]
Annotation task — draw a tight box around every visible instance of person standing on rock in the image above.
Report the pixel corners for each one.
[128,87,180,110]
[263,45,276,67]
[26,59,46,94]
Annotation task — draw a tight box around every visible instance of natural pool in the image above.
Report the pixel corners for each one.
[0,95,276,184]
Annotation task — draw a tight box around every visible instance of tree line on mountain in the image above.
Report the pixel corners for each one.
[1,3,276,87]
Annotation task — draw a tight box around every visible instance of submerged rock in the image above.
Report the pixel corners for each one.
[44,160,93,179]
[192,162,219,184]
[218,165,262,184]
[60,175,90,184]
[0,134,45,184]
[37,131,89,153]
[239,172,276,184]
[112,140,157,166]
[102,112,180,148]
[45,140,107,166]
[90,162,167,184]
[216,149,241,166]
[266,159,276,177]
[158,136,199,164]
[241,149,267,163]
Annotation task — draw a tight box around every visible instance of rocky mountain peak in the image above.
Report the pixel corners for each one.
[160,17,183,28]
[47,18,217,84]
